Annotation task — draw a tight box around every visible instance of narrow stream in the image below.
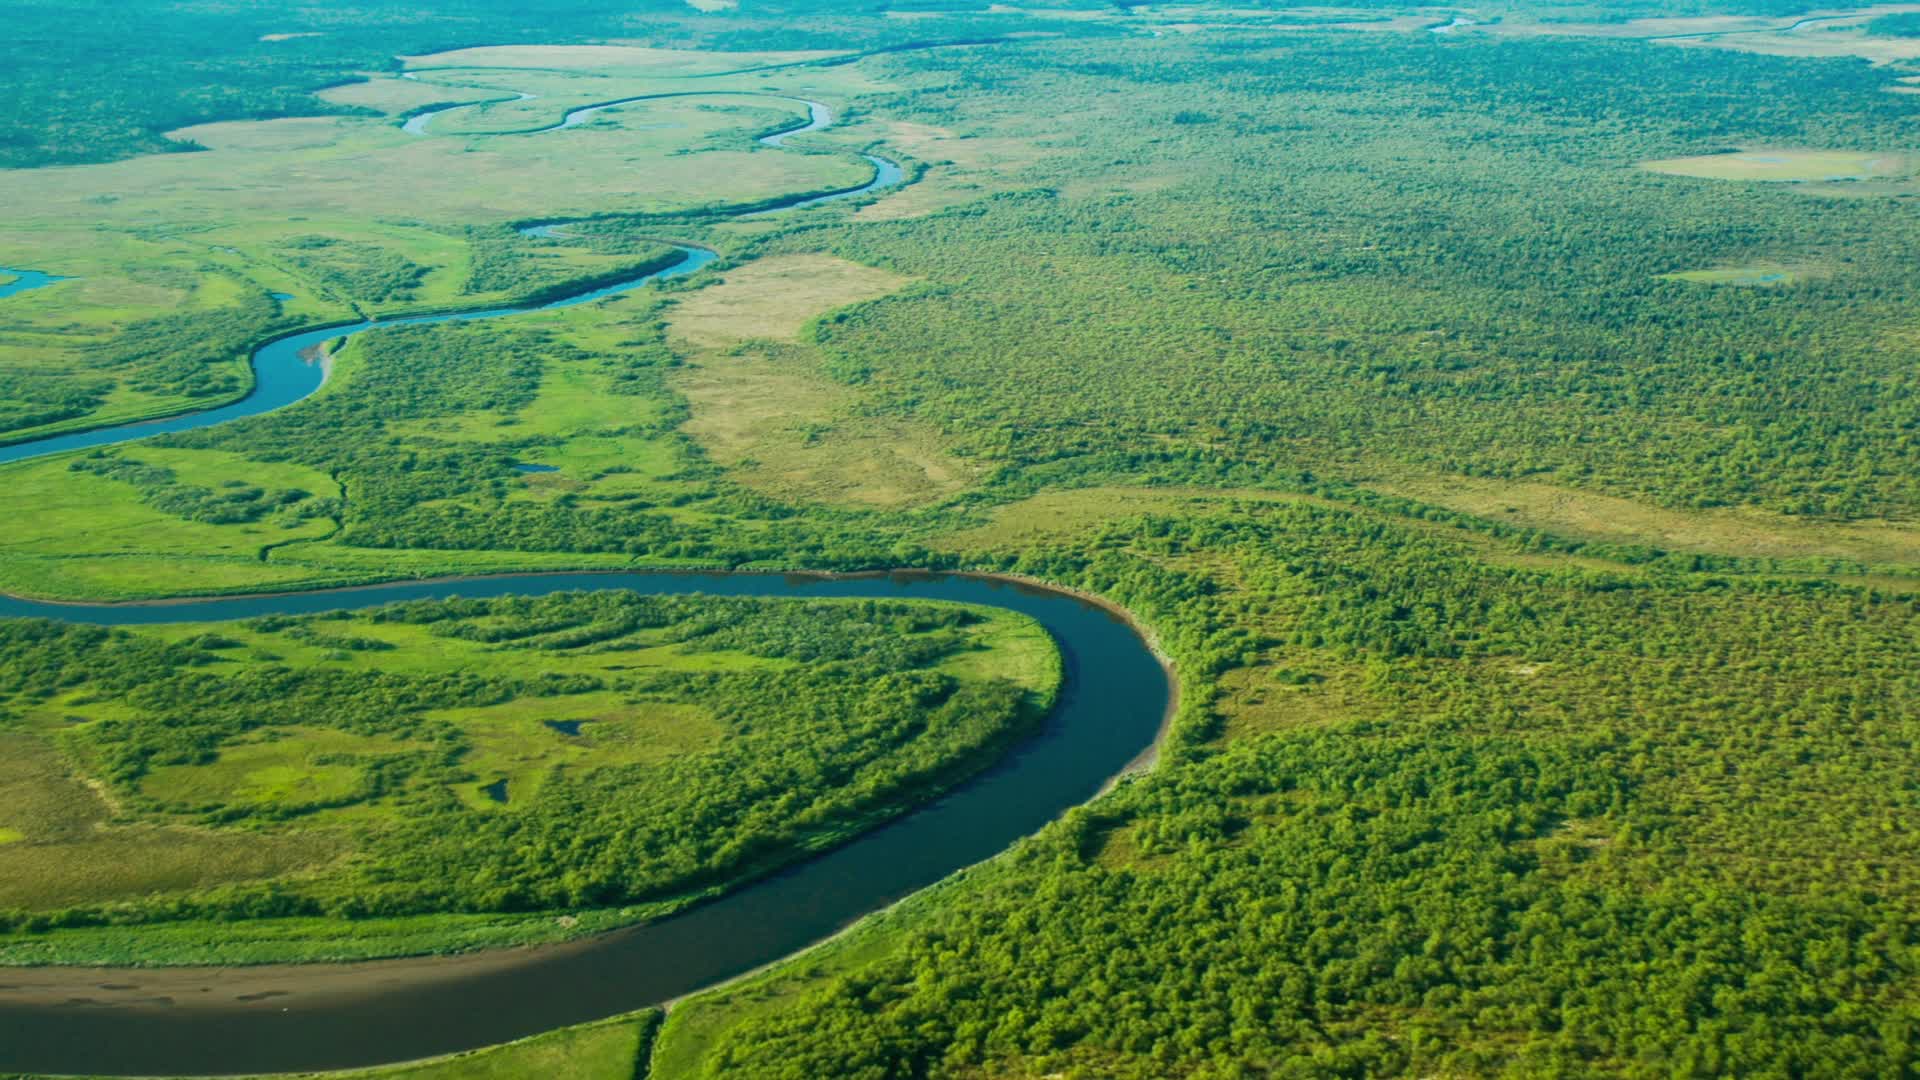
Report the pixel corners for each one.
[0,92,896,468]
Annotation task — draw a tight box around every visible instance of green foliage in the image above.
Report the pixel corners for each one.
[68,455,317,525]
[1868,13,1920,37]
[276,236,428,305]
[681,499,1920,1078]
[0,593,1053,936]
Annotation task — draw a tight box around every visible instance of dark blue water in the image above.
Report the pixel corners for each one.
[512,461,561,473]
[0,266,68,299]
[0,248,714,467]
[0,571,1167,1077]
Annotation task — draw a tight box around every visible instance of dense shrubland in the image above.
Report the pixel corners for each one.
[0,593,1051,932]
[679,500,1920,1077]
[3,4,1920,1076]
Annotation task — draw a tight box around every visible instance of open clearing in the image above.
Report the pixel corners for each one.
[666,255,909,347]
[1640,148,1919,184]
[1660,263,1818,286]
[400,44,842,76]
[666,255,978,508]
[1371,474,1920,569]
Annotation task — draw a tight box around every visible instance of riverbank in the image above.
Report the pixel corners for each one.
[0,570,1171,1077]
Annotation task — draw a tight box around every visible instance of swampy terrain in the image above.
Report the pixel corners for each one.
[2,0,1920,1076]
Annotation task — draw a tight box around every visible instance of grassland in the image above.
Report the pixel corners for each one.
[0,594,1058,964]
[1658,263,1815,285]
[0,44,894,445]
[7,4,1920,1078]
[1639,147,1920,187]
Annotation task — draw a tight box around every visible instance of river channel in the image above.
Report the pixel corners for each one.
[0,570,1168,1076]
[0,65,1169,1079]
[0,93,897,467]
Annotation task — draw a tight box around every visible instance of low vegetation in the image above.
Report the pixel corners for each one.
[4,1,1920,1077]
[0,593,1057,963]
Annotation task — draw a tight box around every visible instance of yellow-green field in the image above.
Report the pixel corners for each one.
[1659,263,1816,286]
[0,45,895,444]
[1640,147,1919,184]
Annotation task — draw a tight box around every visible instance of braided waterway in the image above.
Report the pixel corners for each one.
[0,93,896,467]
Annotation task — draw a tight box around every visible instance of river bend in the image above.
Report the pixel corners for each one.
[0,571,1167,1076]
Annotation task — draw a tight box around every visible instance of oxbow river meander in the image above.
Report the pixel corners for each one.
[0,61,1173,1078]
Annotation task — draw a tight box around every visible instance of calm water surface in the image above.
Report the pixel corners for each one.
[0,571,1167,1076]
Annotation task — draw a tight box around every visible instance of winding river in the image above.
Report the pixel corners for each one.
[0,94,894,468]
[0,59,1171,1080]
[0,571,1167,1076]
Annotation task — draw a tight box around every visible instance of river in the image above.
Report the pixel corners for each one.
[0,570,1169,1076]
[0,54,1170,1079]
[0,93,897,468]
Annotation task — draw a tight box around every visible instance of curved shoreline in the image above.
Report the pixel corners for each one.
[0,266,69,300]
[0,569,1173,1076]
[0,89,893,466]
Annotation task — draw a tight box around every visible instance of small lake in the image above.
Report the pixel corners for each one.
[0,267,69,299]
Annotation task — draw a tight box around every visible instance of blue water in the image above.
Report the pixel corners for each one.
[512,461,560,473]
[0,571,1167,1077]
[0,247,715,467]
[0,266,69,299]
[747,153,904,216]
[402,91,536,136]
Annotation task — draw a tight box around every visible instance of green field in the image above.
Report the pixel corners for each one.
[1639,147,1920,187]
[7,0,1920,1076]
[0,594,1057,964]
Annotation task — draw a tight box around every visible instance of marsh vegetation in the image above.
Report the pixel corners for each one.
[3,0,1920,1076]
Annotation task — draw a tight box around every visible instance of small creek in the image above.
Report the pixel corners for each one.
[0,93,896,468]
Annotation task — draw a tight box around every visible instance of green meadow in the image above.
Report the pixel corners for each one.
[0,593,1057,964]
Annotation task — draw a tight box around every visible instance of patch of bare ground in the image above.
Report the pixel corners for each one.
[1369,474,1920,569]
[667,256,978,508]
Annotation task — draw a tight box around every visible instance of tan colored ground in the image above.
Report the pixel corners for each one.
[873,121,1052,174]
[665,255,909,348]
[852,175,989,221]
[1371,475,1920,569]
[1492,4,1920,64]
[666,255,976,508]
[316,76,498,116]
[400,44,839,75]
[1641,149,1918,183]
[673,347,976,508]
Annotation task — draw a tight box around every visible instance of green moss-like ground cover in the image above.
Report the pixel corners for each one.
[0,593,1056,964]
